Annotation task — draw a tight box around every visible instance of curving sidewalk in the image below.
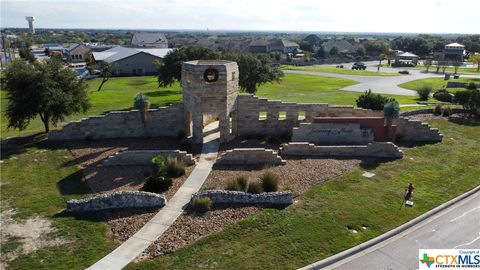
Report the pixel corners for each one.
[87,122,220,270]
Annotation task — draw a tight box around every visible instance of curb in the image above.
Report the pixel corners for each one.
[298,184,480,270]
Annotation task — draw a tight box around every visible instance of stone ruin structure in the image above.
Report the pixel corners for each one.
[49,60,443,159]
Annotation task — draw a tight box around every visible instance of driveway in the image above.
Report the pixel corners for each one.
[328,191,480,270]
[285,63,480,97]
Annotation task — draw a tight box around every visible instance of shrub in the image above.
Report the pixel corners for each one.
[235,175,249,192]
[466,82,478,90]
[442,107,453,117]
[165,158,185,178]
[356,89,396,111]
[142,173,172,193]
[225,179,241,191]
[192,197,212,213]
[416,85,432,101]
[434,105,443,115]
[247,181,263,194]
[179,138,194,153]
[433,89,453,103]
[383,101,400,122]
[260,171,279,192]
[455,90,480,116]
[151,155,167,170]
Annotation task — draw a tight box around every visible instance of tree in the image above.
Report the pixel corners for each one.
[4,59,90,133]
[424,59,432,72]
[329,46,339,60]
[134,92,150,124]
[97,62,112,91]
[364,40,389,56]
[157,47,283,94]
[468,54,480,72]
[299,41,314,53]
[18,47,35,63]
[455,90,480,117]
[355,47,365,57]
[383,101,400,141]
[378,53,387,72]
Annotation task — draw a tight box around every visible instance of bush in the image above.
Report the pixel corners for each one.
[434,105,443,115]
[433,89,453,103]
[225,175,249,191]
[356,90,396,111]
[416,85,432,101]
[247,181,263,194]
[192,197,212,213]
[383,101,400,121]
[142,173,172,193]
[165,158,185,178]
[442,107,453,117]
[260,171,279,192]
[455,90,480,116]
[151,155,167,169]
[466,82,478,90]
[226,179,241,191]
[179,138,194,153]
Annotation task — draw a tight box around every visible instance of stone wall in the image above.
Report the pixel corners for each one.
[394,117,443,142]
[65,191,166,213]
[280,142,404,158]
[292,122,374,145]
[400,108,466,117]
[101,150,195,166]
[49,104,185,141]
[235,95,381,137]
[215,148,286,166]
[191,190,293,205]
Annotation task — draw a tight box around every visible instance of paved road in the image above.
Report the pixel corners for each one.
[285,62,480,96]
[328,191,480,270]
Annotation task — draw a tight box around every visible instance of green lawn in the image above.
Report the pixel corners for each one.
[410,65,480,75]
[1,76,182,139]
[127,118,480,270]
[1,147,117,269]
[398,77,480,93]
[256,74,430,105]
[282,65,401,76]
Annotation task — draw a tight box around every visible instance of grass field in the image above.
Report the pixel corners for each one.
[1,76,182,139]
[410,65,479,75]
[126,118,480,270]
[398,77,480,93]
[282,65,401,76]
[256,74,430,105]
[1,147,117,269]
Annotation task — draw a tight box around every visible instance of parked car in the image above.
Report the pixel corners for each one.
[398,70,410,75]
[352,62,366,70]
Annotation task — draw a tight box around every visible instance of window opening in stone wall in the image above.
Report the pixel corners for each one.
[259,112,267,121]
[232,71,236,81]
[298,111,306,120]
[279,111,287,120]
[229,112,233,134]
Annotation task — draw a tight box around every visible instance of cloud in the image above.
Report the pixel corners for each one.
[1,0,479,33]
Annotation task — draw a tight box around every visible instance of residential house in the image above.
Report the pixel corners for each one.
[65,43,92,62]
[92,46,173,76]
[269,39,300,54]
[442,43,465,62]
[131,32,168,48]
[249,39,270,53]
[321,39,355,57]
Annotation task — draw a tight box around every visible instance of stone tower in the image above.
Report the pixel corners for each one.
[181,60,239,143]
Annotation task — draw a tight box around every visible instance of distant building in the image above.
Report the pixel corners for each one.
[43,43,64,56]
[25,16,35,34]
[302,34,322,48]
[65,43,92,62]
[92,46,173,76]
[269,39,299,54]
[321,39,355,56]
[131,32,168,48]
[442,43,465,62]
[394,52,419,66]
[249,39,270,53]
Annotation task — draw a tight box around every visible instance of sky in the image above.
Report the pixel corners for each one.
[1,0,479,34]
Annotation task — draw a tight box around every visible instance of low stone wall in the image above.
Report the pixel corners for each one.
[292,122,374,145]
[191,190,293,205]
[49,104,185,141]
[101,150,195,166]
[65,191,166,213]
[280,142,403,158]
[215,148,286,166]
[394,117,443,142]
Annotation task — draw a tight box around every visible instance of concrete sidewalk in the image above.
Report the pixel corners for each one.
[87,122,220,270]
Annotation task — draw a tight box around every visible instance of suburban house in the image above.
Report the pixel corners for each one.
[131,32,168,48]
[43,43,64,56]
[442,42,465,62]
[269,39,300,54]
[321,39,356,57]
[92,46,172,76]
[65,43,92,62]
[248,39,270,53]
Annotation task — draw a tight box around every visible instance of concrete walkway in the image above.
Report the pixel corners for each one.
[87,122,220,270]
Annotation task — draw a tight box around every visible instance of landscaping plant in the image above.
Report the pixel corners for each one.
[134,92,150,123]
[260,171,279,192]
[192,197,212,213]
[143,173,172,193]
[416,85,432,101]
[356,89,396,110]
[247,182,263,194]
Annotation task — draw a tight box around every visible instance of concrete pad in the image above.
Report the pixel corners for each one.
[133,223,170,242]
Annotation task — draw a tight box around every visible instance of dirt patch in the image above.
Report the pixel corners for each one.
[137,205,262,260]
[404,113,445,122]
[0,209,69,269]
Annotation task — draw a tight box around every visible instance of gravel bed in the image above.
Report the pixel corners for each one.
[404,113,446,122]
[205,158,363,194]
[138,205,262,259]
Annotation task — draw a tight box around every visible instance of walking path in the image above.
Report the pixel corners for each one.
[87,122,220,270]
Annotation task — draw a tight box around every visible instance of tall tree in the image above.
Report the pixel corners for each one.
[157,47,283,94]
[97,62,112,91]
[378,53,387,72]
[4,59,90,133]
[469,54,480,72]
